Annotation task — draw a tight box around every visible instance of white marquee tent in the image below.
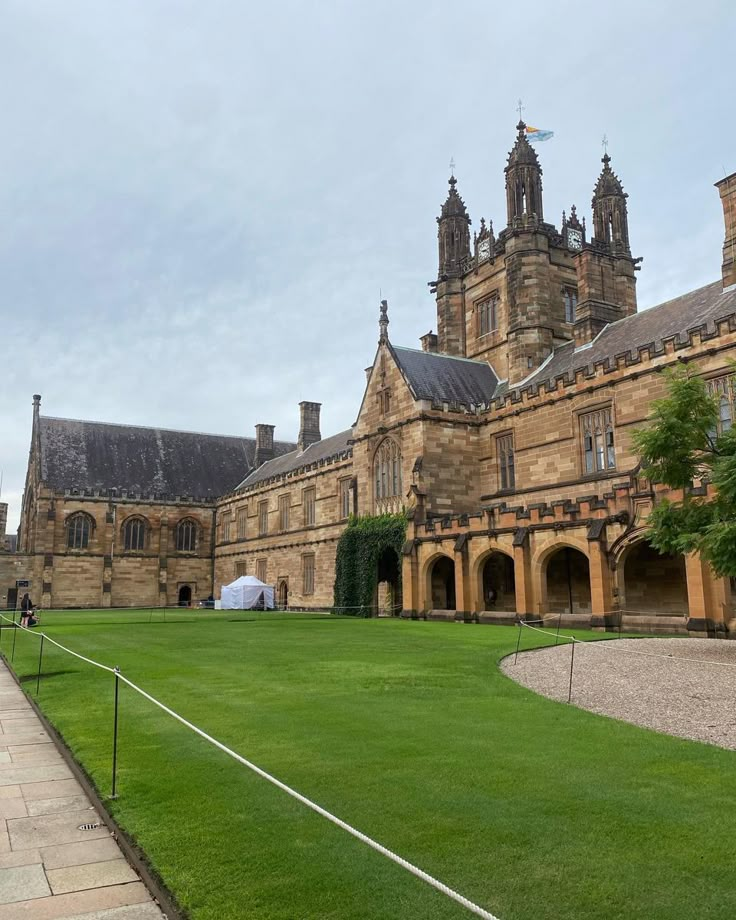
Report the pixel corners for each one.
[220,575,275,610]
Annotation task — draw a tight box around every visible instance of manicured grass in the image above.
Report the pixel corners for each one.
[2,610,735,920]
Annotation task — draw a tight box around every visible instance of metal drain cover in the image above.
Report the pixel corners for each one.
[78,822,102,831]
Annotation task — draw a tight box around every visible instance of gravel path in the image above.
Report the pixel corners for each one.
[501,636,736,750]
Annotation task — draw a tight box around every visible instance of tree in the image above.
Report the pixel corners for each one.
[633,365,736,577]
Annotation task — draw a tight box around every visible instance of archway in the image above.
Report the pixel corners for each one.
[622,541,688,616]
[277,580,289,609]
[376,547,402,616]
[178,585,192,607]
[429,556,456,611]
[544,547,591,615]
[480,551,515,612]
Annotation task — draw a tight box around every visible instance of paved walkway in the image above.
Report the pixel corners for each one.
[0,657,166,919]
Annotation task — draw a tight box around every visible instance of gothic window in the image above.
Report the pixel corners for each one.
[237,507,248,540]
[67,512,93,550]
[564,287,578,323]
[478,294,499,337]
[176,519,197,553]
[278,495,290,532]
[497,435,515,491]
[302,554,315,595]
[338,478,352,520]
[303,487,316,527]
[580,407,615,474]
[256,558,267,583]
[258,501,268,536]
[220,511,232,543]
[374,438,402,514]
[123,517,147,552]
[706,376,735,436]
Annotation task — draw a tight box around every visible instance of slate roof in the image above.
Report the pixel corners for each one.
[237,428,353,491]
[508,280,736,396]
[391,345,498,407]
[38,417,296,500]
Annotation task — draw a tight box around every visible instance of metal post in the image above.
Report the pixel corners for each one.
[11,623,18,662]
[36,634,45,695]
[567,639,576,704]
[111,667,120,799]
[555,612,562,646]
[566,548,574,618]
[514,620,523,664]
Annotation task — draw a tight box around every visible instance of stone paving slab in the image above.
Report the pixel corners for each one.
[27,796,91,817]
[0,661,165,920]
[48,859,138,895]
[0,881,151,919]
[40,839,123,871]
[0,863,51,903]
[22,780,85,801]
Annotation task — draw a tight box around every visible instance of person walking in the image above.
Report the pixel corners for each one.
[20,593,34,627]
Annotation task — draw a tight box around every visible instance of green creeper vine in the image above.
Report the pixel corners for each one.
[333,513,408,615]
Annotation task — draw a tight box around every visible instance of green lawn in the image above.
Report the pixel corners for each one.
[2,610,735,920]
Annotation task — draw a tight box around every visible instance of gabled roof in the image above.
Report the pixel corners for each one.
[38,417,296,500]
[391,345,499,408]
[236,428,353,491]
[516,280,736,395]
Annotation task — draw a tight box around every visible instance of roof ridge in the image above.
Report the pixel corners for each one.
[40,415,296,445]
[392,344,494,367]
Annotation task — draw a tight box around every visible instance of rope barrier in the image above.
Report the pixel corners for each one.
[517,620,736,670]
[0,613,500,920]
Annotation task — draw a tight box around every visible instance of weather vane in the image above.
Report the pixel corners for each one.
[602,133,609,155]
[449,157,456,177]
[517,98,525,121]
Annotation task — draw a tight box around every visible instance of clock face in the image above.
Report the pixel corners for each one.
[567,228,583,251]
[478,238,491,261]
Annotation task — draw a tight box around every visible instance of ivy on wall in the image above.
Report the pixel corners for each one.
[333,513,408,615]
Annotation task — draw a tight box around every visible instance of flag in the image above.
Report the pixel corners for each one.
[526,126,554,143]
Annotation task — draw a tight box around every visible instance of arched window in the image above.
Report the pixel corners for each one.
[176,519,197,553]
[374,439,402,514]
[67,512,93,550]
[123,517,147,552]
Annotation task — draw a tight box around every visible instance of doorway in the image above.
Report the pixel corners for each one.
[178,585,192,607]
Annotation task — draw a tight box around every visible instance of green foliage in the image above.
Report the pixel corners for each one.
[333,513,407,615]
[633,364,736,576]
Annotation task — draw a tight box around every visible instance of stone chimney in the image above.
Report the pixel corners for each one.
[254,423,275,467]
[298,402,321,452]
[420,331,438,353]
[716,172,736,290]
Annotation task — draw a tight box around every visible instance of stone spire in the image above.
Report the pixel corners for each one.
[592,152,630,253]
[505,121,544,224]
[437,174,471,278]
[379,299,389,343]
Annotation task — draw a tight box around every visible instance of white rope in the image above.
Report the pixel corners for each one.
[517,620,736,670]
[0,613,500,920]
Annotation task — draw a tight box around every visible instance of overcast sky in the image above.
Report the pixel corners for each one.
[1,0,735,529]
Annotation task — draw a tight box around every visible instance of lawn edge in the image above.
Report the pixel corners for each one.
[0,648,188,920]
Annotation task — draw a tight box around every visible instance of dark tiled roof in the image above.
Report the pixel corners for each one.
[517,280,736,394]
[39,417,295,500]
[237,428,353,490]
[391,345,498,407]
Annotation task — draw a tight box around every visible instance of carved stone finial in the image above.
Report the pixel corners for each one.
[379,299,389,343]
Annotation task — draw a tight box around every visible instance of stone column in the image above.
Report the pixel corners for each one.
[686,553,726,636]
[453,536,473,621]
[401,546,418,618]
[588,540,615,630]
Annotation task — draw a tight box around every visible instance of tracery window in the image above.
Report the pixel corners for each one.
[176,519,197,553]
[374,439,402,514]
[303,487,316,527]
[123,517,147,552]
[580,407,615,474]
[707,375,734,436]
[497,434,515,491]
[478,294,499,337]
[67,512,93,550]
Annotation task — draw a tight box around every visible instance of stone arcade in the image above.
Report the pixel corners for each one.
[5,122,736,635]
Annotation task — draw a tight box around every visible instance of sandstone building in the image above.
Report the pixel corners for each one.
[7,122,736,635]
